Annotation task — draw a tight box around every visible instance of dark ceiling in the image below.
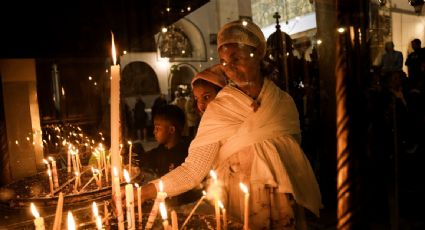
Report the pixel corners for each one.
[0,0,209,58]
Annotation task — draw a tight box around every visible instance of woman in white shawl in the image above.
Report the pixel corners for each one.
[139,19,321,229]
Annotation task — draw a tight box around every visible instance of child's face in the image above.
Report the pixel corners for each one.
[153,117,174,145]
[193,84,219,113]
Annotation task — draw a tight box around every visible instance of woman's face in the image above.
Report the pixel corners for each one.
[193,84,219,113]
[218,44,261,86]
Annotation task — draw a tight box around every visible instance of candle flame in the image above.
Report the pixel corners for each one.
[30,203,40,218]
[123,169,130,183]
[218,200,224,209]
[135,183,139,188]
[202,190,207,196]
[209,170,217,181]
[48,169,52,177]
[128,141,132,145]
[43,159,49,164]
[67,211,76,230]
[159,180,164,192]
[92,201,99,217]
[239,182,249,194]
[113,167,118,177]
[111,31,117,65]
[159,202,168,220]
[48,156,54,161]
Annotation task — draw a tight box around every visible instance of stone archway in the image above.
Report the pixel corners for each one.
[169,64,197,101]
[121,61,160,97]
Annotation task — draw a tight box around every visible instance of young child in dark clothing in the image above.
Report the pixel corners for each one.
[139,104,200,205]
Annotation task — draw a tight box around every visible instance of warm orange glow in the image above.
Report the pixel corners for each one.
[209,170,217,181]
[43,159,49,165]
[218,200,224,209]
[202,190,207,196]
[92,202,99,217]
[48,156,54,161]
[96,216,102,230]
[159,180,164,192]
[111,31,117,65]
[159,202,168,220]
[67,211,76,230]
[47,169,52,177]
[30,203,40,218]
[113,167,118,177]
[239,183,248,194]
[123,169,130,183]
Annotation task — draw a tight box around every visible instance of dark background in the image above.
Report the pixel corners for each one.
[0,0,209,58]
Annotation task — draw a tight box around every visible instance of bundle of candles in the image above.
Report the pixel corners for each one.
[27,170,248,230]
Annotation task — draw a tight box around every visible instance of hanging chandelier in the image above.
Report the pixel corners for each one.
[158,25,193,59]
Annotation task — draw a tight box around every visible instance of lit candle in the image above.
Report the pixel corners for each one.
[239,183,249,230]
[67,146,71,173]
[31,203,45,230]
[112,167,125,230]
[171,210,178,230]
[67,211,76,230]
[52,192,64,230]
[135,183,142,224]
[95,216,102,230]
[110,33,123,226]
[145,180,167,230]
[159,202,170,230]
[48,169,54,196]
[210,170,221,230]
[181,190,206,229]
[49,157,60,188]
[91,167,100,187]
[128,141,132,179]
[218,200,227,230]
[124,169,135,230]
[43,159,51,174]
[92,202,103,230]
[92,201,99,219]
[74,172,80,192]
[75,151,82,173]
[100,144,109,183]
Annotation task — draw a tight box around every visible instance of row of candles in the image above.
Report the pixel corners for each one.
[43,140,135,197]
[32,169,250,229]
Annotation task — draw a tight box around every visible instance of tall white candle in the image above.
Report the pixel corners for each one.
[135,183,142,224]
[67,211,76,230]
[159,202,170,230]
[124,169,135,230]
[112,167,125,230]
[145,180,167,230]
[110,31,122,198]
[49,157,60,188]
[218,200,227,230]
[239,183,249,230]
[31,203,45,230]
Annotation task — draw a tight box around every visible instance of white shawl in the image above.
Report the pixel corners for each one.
[190,79,321,217]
